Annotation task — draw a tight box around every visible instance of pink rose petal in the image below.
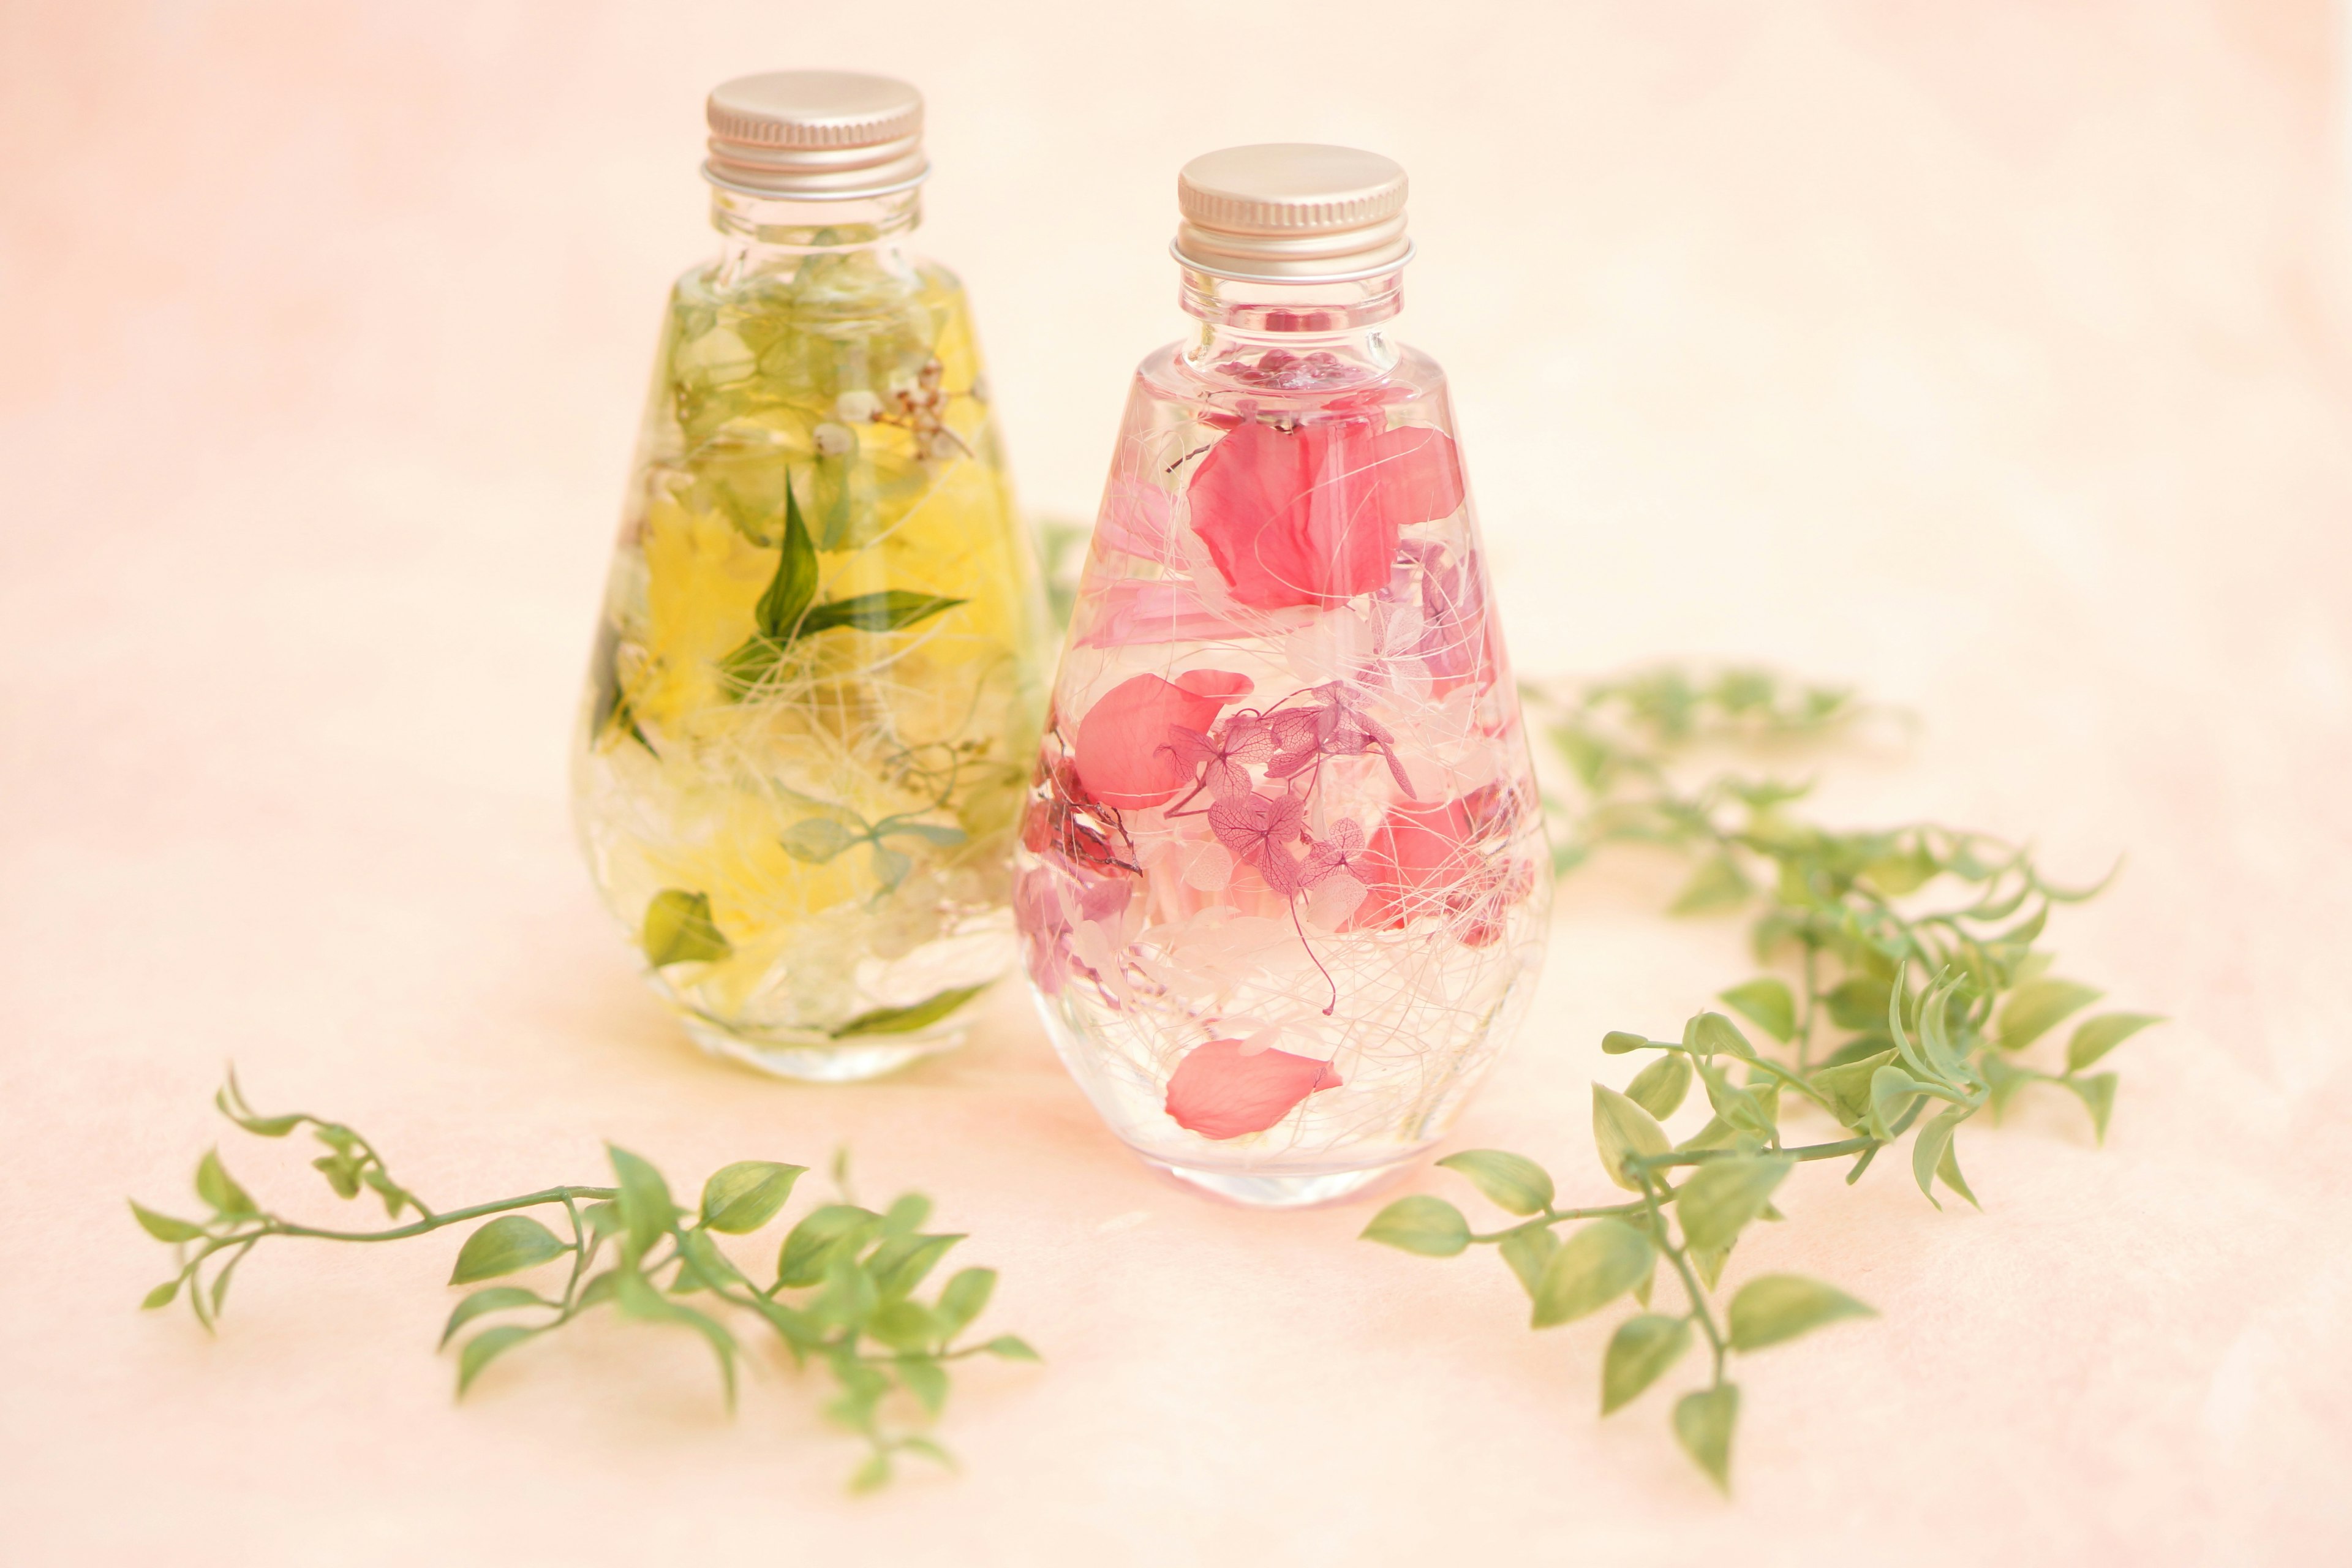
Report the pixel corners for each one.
[1071,671,1250,809]
[1164,1037,1344,1140]
[1186,418,1466,611]
[1348,797,1479,930]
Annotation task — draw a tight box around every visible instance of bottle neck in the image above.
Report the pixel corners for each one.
[707,184,921,288]
[1179,267,1404,384]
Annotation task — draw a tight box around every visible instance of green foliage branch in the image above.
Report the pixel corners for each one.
[1363,666,2162,1491]
[131,1072,1039,1491]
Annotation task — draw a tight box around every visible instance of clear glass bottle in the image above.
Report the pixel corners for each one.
[1017,145,1551,1204]
[574,72,1049,1081]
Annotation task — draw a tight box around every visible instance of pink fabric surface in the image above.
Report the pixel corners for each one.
[4,3,2351,1563]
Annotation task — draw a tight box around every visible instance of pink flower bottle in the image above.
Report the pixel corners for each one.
[1016,146,1550,1205]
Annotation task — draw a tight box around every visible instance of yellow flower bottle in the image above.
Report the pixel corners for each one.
[573,72,1049,1080]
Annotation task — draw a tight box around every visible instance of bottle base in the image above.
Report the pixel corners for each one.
[1142,1156,1410,1209]
[679,1015,965,1083]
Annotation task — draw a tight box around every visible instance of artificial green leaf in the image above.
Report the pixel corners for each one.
[753,478,819,638]
[799,590,966,638]
[1910,1104,1974,1210]
[2067,1012,2163,1074]
[1499,1226,1560,1298]
[1863,842,1939,896]
[1726,1275,1875,1351]
[361,1166,413,1218]
[983,1335,1041,1361]
[141,1278,182,1310]
[456,1325,539,1396]
[881,1194,933,1235]
[1593,1084,1672,1192]
[581,1200,622,1239]
[1868,1064,1932,1141]
[575,1269,619,1310]
[607,1144,676,1262]
[780,818,859,864]
[195,1150,255,1216]
[869,842,913,891]
[1695,1059,1774,1137]
[828,1362,891,1432]
[1436,1150,1555,1216]
[869,1300,942,1352]
[1717,979,1796,1044]
[1825,976,1893,1031]
[641,889,731,967]
[439,1286,549,1349]
[935,1267,997,1336]
[1531,1219,1655,1328]
[1601,1313,1692,1414]
[874,818,969,846]
[776,1204,881,1287]
[130,1200,206,1243]
[1675,1384,1740,1492]
[1625,1053,1694,1120]
[448,1215,571,1284]
[214,1084,303,1138]
[1689,1242,1730,1291]
[1360,1195,1472,1257]
[674,1226,752,1293]
[2069,1073,2119,1143]
[870,1233,963,1300]
[811,1254,881,1331]
[896,1355,949,1416]
[699,1160,806,1234]
[832,984,989,1039]
[1689,1011,1757,1061]
[1810,1049,1897,1129]
[1936,1128,1980,1210]
[1997,978,2102,1052]
[312,1153,362,1199]
[1600,1031,1651,1055]
[849,1453,892,1493]
[1670,853,1752,916]
[1675,1156,1793,1254]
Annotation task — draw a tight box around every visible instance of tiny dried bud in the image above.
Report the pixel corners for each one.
[812,423,855,458]
[833,390,881,424]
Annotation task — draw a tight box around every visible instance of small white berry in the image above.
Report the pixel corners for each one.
[812,422,854,458]
[832,390,881,424]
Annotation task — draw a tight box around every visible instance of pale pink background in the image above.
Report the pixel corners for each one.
[5,2,2351,1564]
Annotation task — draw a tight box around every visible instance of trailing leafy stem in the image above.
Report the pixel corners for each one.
[132,1072,1041,1491]
[1362,666,2162,1491]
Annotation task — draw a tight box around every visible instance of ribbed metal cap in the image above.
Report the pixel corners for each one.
[703,70,929,199]
[1174,144,1412,282]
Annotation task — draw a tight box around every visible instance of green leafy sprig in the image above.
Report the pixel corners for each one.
[722,477,964,696]
[132,1073,1039,1491]
[1363,666,2161,1491]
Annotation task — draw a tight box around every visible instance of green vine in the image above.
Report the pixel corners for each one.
[131,1072,1039,1491]
[1363,666,2162,1490]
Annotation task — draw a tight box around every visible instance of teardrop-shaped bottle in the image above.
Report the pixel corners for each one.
[1016,146,1551,1204]
[574,72,1049,1081]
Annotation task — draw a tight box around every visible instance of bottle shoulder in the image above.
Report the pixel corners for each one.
[669,252,967,324]
[1131,339,1452,420]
